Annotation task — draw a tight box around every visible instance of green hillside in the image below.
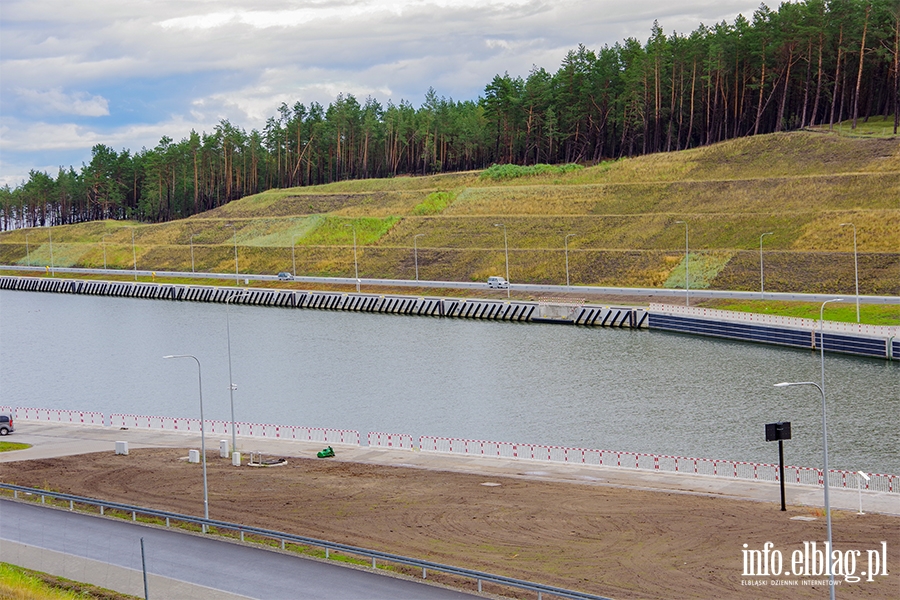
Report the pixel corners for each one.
[2,131,898,296]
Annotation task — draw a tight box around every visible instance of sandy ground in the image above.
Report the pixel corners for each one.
[1,448,897,600]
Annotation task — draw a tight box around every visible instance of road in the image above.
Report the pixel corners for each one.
[0,500,480,600]
[4,265,898,304]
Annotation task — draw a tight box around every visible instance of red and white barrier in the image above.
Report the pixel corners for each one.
[368,432,415,450]
[418,435,898,494]
[108,413,360,445]
[0,406,104,426]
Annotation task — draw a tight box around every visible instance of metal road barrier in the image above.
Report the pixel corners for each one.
[0,484,613,600]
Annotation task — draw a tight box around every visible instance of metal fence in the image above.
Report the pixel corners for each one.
[0,483,611,600]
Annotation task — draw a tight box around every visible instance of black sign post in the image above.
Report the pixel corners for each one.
[765,421,792,511]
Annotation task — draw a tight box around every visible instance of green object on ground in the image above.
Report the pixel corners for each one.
[317,446,335,458]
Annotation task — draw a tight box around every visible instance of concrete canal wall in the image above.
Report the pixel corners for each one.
[648,304,898,361]
[0,275,646,329]
[2,275,896,360]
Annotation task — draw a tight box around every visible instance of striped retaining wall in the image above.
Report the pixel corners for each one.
[0,275,645,329]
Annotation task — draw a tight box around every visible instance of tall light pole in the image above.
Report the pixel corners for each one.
[759,231,774,298]
[24,232,31,267]
[226,224,238,285]
[225,291,252,456]
[101,233,112,271]
[291,234,299,277]
[413,234,424,282]
[675,220,688,306]
[564,233,575,288]
[344,223,359,292]
[163,354,209,530]
[130,228,137,281]
[775,297,842,600]
[190,233,198,273]
[493,223,510,298]
[48,228,55,277]
[840,223,860,323]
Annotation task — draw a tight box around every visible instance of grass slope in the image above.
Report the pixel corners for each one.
[1,130,898,299]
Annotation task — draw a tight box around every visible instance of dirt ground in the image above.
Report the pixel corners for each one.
[1,449,897,600]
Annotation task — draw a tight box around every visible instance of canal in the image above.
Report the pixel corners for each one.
[0,290,897,473]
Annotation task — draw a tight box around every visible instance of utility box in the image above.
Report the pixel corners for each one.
[115,441,129,455]
[188,449,200,463]
[765,421,792,442]
[219,440,229,458]
[232,451,241,467]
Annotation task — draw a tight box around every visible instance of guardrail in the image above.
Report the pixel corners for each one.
[368,431,416,450]
[3,406,104,426]
[417,436,898,494]
[0,483,612,600]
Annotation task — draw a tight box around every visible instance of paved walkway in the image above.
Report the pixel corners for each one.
[2,422,897,516]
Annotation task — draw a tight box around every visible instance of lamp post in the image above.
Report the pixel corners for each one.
[840,223,859,323]
[190,233,198,273]
[759,231,774,298]
[226,224,238,285]
[163,354,209,530]
[675,220,688,306]
[225,291,252,456]
[774,381,833,597]
[564,233,575,288]
[291,234,299,277]
[49,228,55,277]
[130,228,137,281]
[493,223,510,299]
[344,223,359,292]
[24,232,31,267]
[101,233,112,271]
[413,234,424,282]
[774,297,842,600]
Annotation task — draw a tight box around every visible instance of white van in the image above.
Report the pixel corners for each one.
[487,276,508,289]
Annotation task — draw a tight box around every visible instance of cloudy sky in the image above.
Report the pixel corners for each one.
[0,0,766,187]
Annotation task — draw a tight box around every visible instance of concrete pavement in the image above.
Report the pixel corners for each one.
[2,421,897,516]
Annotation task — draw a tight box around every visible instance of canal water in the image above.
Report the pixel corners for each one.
[0,290,897,473]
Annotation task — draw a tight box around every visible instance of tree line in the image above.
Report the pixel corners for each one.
[2,0,898,231]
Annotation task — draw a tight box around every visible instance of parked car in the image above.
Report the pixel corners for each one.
[0,414,14,435]
[277,272,294,281]
[487,276,508,289]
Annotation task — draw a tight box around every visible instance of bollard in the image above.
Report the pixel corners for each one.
[232,451,241,466]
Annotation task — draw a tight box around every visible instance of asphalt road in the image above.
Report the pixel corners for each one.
[4,265,898,304]
[0,500,480,600]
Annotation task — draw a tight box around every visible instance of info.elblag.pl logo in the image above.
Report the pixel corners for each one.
[741,541,889,586]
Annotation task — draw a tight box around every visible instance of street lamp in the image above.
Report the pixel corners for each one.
[493,223,510,299]
[163,354,209,530]
[190,233,198,273]
[101,233,112,271]
[675,220,688,306]
[48,228,55,277]
[759,231,774,297]
[225,290,252,456]
[413,234,424,282]
[564,233,575,288]
[291,234,299,277]
[24,232,31,267]
[130,228,138,281]
[344,223,360,292]
[774,297,842,600]
[226,224,238,285]
[840,223,860,323]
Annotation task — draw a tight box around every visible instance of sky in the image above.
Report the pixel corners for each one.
[0,0,767,187]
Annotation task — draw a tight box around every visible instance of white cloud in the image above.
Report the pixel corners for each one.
[13,88,110,117]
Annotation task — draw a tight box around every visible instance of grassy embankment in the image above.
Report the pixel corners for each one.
[1,129,897,324]
[0,563,136,600]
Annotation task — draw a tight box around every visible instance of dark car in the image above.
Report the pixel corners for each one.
[0,414,13,435]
